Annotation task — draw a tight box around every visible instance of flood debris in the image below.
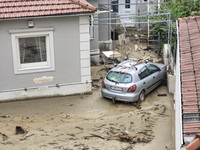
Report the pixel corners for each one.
[157,93,167,96]
[20,134,34,141]
[92,84,100,90]
[0,115,9,118]
[74,144,89,150]
[16,126,27,135]
[0,132,8,141]
[63,104,73,107]
[63,114,70,118]
[84,134,105,140]
[112,98,116,104]
[132,102,141,109]
[118,133,135,143]
[75,126,83,130]
[92,79,100,82]
[129,111,134,115]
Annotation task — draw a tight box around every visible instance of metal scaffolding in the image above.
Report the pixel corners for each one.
[94,1,173,63]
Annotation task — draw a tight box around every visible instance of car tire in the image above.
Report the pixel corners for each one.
[138,90,145,102]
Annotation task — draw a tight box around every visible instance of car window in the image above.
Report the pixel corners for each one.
[106,71,132,83]
[147,64,160,74]
[138,66,149,79]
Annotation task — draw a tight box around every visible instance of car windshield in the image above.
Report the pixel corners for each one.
[106,71,132,83]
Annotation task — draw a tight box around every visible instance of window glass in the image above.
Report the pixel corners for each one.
[106,71,132,83]
[19,36,46,64]
[147,64,160,74]
[138,67,149,79]
[125,0,130,8]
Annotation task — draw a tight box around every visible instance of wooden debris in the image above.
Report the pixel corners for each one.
[0,132,8,141]
[84,134,105,140]
[157,94,167,96]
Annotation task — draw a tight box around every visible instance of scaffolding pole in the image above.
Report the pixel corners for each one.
[96,1,172,63]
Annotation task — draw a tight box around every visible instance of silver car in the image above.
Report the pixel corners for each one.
[101,59,166,102]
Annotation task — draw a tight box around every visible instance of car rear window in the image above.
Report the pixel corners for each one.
[106,71,132,83]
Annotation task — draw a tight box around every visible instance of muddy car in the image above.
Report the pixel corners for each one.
[101,59,166,102]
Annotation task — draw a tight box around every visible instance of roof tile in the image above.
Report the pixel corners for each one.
[179,16,200,141]
[0,0,96,19]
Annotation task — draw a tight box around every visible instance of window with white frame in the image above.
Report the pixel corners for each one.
[10,28,55,74]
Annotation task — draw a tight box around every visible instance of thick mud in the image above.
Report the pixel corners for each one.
[0,76,174,150]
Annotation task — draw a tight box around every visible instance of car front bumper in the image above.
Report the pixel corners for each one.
[101,88,139,102]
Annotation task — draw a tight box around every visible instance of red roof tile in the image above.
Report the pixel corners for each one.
[178,16,200,142]
[0,0,96,19]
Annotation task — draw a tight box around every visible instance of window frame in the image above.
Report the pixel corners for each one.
[10,28,55,74]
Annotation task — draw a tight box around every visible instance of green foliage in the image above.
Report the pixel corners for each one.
[166,0,200,21]
[150,0,200,55]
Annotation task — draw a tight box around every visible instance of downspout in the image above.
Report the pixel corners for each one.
[175,20,183,150]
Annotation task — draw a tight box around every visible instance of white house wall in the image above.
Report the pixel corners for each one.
[0,16,92,101]
[118,0,137,26]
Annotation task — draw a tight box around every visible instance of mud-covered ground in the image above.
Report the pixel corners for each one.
[0,66,174,150]
[0,29,174,150]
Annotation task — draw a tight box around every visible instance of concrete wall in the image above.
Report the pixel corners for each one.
[0,15,91,101]
[163,44,175,94]
[87,0,99,50]
[98,0,112,42]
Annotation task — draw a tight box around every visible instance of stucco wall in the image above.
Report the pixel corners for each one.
[0,16,81,91]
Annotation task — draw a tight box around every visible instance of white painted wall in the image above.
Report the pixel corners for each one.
[175,20,183,150]
[118,0,137,26]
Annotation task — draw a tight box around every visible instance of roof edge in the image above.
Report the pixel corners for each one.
[178,16,200,22]
[0,12,95,21]
[70,0,97,11]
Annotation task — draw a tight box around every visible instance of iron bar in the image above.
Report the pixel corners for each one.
[94,20,172,25]
[94,13,170,21]
[94,9,169,19]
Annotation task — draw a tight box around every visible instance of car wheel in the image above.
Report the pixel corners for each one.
[139,90,145,102]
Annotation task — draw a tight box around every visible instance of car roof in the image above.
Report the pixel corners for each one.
[110,59,147,74]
